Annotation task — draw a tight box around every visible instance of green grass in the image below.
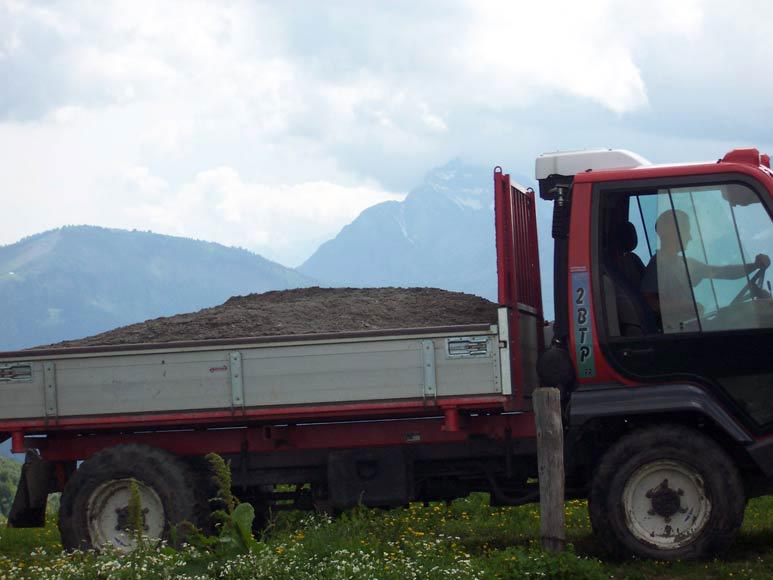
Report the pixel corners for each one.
[3,496,773,579]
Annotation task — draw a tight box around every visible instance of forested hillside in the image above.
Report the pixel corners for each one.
[0,456,21,518]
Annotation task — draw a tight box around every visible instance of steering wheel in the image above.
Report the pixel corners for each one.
[731,264,770,305]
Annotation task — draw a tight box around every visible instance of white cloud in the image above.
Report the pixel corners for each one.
[458,0,704,114]
[422,112,448,133]
[0,99,403,265]
[125,167,404,266]
[122,166,169,201]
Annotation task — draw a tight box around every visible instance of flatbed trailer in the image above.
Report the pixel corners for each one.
[0,316,541,457]
[1,323,512,423]
[1,318,546,554]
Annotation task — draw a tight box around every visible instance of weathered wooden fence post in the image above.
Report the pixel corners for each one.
[534,386,565,552]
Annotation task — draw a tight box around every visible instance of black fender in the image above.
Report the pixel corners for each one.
[568,383,752,444]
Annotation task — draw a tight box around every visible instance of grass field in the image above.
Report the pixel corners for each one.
[3,494,773,579]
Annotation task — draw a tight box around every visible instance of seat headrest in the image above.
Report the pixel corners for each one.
[615,222,638,253]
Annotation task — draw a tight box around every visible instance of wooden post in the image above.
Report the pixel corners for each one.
[534,386,566,552]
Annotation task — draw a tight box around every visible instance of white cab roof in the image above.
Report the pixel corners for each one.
[535,149,651,180]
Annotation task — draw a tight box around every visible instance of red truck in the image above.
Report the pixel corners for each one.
[3,148,772,560]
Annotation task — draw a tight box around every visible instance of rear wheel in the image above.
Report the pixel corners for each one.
[589,425,744,560]
[59,444,209,551]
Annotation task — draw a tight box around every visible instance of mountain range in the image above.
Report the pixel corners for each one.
[0,227,313,351]
[300,160,499,299]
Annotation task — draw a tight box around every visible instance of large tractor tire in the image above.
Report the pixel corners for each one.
[589,424,745,560]
[59,444,209,551]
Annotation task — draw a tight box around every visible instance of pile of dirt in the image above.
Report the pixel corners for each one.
[44,287,499,348]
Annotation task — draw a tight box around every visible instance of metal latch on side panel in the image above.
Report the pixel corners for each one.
[43,362,57,418]
[229,352,245,410]
[446,336,490,358]
[0,362,33,383]
[422,340,437,399]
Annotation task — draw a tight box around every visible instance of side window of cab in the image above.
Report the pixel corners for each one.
[600,183,773,338]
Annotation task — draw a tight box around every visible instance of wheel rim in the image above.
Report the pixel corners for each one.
[86,479,165,551]
[622,459,711,550]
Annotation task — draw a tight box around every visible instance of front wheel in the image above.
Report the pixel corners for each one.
[589,425,745,560]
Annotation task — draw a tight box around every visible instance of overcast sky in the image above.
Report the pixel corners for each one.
[2,0,773,266]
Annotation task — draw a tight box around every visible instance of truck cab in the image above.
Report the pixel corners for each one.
[532,147,773,559]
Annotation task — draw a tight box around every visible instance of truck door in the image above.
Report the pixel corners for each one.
[594,174,773,433]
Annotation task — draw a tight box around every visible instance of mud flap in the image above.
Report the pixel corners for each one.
[8,451,54,528]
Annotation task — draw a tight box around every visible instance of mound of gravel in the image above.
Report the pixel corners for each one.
[44,287,499,348]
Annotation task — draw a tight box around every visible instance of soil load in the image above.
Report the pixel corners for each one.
[41,287,500,348]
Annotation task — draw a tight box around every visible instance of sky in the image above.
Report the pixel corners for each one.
[2,0,773,267]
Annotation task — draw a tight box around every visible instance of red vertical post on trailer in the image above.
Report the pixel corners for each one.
[494,168,545,408]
